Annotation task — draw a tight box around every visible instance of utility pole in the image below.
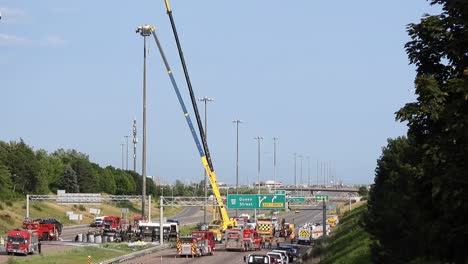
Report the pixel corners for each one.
[254,136,263,220]
[199,96,214,224]
[124,136,129,170]
[136,24,152,219]
[133,119,138,173]
[233,119,243,217]
[322,198,327,243]
[273,137,278,193]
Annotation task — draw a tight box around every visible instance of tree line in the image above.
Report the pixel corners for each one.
[364,0,467,263]
[0,139,205,200]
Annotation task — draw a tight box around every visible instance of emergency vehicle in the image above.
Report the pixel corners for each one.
[6,229,39,255]
[225,228,261,251]
[22,218,60,241]
[176,231,215,257]
[297,224,313,245]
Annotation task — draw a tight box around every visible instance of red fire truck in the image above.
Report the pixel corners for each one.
[176,231,215,257]
[22,218,60,241]
[6,229,39,255]
[103,216,121,234]
[225,228,261,251]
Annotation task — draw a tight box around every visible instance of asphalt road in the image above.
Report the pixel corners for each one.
[123,206,325,264]
[120,240,310,264]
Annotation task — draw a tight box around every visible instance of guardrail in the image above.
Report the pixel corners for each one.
[99,244,171,264]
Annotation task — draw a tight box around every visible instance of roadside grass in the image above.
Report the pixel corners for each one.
[5,243,157,264]
[308,203,371,264]
[179,224,198,236]
[0,199,182,237]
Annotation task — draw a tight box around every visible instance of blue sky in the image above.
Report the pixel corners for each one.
[1,1,440,186]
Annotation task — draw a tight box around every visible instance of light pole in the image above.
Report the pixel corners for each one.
[124,136,129,170]
[273,137,278,193]
[232,119,243,217]
[307,156,310,186]
[199,96,214,225]
[136,24,152,219]
[294,153,297,192]
[299,155,303,194]
[316,160,319,186]
[254,136,263,220]
[133,119,138,173]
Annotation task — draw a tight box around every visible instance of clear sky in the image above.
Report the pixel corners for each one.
[1,1,441,186]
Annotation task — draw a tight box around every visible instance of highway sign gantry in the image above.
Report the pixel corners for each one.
[227,194,286,209]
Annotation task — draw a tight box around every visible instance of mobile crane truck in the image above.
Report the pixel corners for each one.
[139,0,236,239]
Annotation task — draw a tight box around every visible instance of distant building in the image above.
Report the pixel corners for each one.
[254,180,283,189]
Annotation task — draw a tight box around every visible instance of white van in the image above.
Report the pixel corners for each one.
[93,216,105,227]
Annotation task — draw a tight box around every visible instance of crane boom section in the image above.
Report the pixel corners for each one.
[150,29,233,229]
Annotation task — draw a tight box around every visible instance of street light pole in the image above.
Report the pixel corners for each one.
[136,24,152,219]
[199,96,214,224]
[133,119,138,173]
[299,155,303,194]
[232,119,243,217]
[294,153,297,192]
[254,136,263,220]
[307,156,310,186]
[273,137,278,193]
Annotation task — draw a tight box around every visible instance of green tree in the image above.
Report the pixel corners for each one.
[365,137,425,263]
[99,167,117,194]
[0,163,13,199]
[396,0,468,262]
[357,186,369,197]
[61,165,79,193]
[367,1,467,263]
[4,139,40,193]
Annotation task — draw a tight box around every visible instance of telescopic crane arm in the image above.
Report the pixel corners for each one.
[147,23,235,230]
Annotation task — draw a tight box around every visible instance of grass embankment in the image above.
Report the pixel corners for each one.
[307,203,371,264]
[0,199,182,237]
[5,243,155,264]
[178,224,198,236]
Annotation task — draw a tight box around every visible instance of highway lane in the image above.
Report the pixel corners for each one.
[121,242,309,264]
[121,208,322,264]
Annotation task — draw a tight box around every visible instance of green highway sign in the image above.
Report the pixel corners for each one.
[275,190,286,195]
[314,194,329,201]
[288,196,305,203]
[227,194,286,209]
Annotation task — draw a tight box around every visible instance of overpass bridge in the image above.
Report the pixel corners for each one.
[277,186,359,193]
